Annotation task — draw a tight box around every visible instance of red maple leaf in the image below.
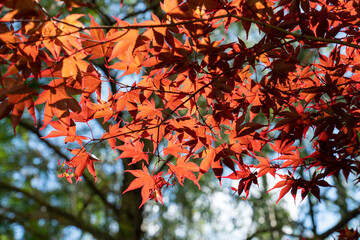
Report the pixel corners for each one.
[66,148,100,182]
[0,77,37,133]
[123,164,165,208]
[254,156,276,178]
[268,174,296,204]
[167,155,200,188]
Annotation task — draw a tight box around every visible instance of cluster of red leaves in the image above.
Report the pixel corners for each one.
[1,0,360,209]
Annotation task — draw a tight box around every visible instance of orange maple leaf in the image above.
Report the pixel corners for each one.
[198,146,223,181]
[167,155,200,188]
[163,140,189,157]
[81,15,110,59]
[42,120,87,145]
[136,99,163,120]
[35,78,81,129]
[116,140,149,164]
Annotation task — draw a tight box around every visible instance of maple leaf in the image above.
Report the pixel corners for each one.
[113,89,141,112]
[161,0,189,19]
[42,120,87,145]
[236,122,266,138]
[108,29,137,60]
[0,77,37,133]
[87,90,114,123]
[198,147,216,180]
[110,52,146,76]
[254,156,276,178]
[69,102,95,123]
[1,0,37,22]
[116,140,149,165]
[136,99,163,120]
[81,15,110,59]
[229,172,258,199]
[269,140,298,155]
[198,146,224,182]
[276,150,304,173]
[224,169,251,180]
[268,174,296,204]
[80,74,102,98]
[34,78,81,129]
[163,140,189,157]
[56,14,85,51]
[167,155,200,188]
[61,52,88,79]
[41,21,62,60]
[66,148,100,182]
[123,164,163,208]
[241,82,264,108]
[101,122,122,150]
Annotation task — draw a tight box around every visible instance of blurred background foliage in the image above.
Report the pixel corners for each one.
[0,0,359,239]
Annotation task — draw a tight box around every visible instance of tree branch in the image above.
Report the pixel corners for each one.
[0,181,115,240]
[0,214,50,239]
[245,226,303,240]
[318,206,360,239]
[88,0,116,26]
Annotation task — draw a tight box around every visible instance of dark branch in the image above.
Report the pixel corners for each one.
[0,214,50,239]
[318,206,360,239]
[0,181,115,240]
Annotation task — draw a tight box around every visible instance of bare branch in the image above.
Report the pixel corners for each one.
[0,181,116,240]
[318,206,360,239]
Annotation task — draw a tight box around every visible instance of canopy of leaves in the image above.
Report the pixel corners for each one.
[1,1,360,233]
